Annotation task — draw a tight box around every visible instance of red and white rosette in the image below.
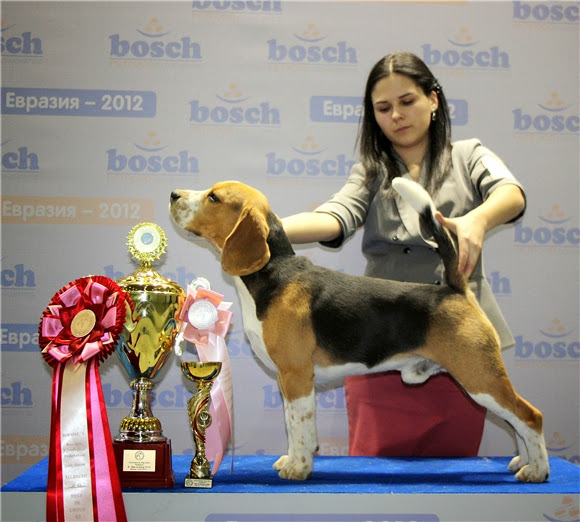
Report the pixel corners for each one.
[39,276,129,522]
[176,278,234,475]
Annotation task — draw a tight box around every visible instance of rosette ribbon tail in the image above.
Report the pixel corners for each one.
[197,333,234,476]
[46,358,127,522]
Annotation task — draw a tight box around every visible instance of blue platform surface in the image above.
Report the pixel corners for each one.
[2,455,579,495]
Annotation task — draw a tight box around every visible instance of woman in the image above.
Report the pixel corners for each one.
[281,52,526,457]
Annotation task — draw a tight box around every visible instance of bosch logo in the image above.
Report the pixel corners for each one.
[192,1,282,13]
[1,382,33,407]
[190,84,280,127]
[513,1,579,23]
[267,24,357,66]
[106,132,199,175]
[515,319,579,361]
[109,18,202,61]
[513,93,578,135]
[266,136,354,178]
[1,26,43,57]
[486,271,511,297]
[1,263,36,288]
[514,206,579,247]
[2,141,39,172]
[422,28,509,69]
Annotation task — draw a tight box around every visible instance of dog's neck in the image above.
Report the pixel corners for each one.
[239,212,299,318]
[265,212,295,259]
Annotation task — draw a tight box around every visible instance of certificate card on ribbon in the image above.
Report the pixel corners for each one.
[39,276,129,522]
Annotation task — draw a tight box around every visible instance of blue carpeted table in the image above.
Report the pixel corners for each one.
[2,455,579,521]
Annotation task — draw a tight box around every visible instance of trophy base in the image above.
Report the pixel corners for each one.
[113,439,175,489]
[185,476,213,489]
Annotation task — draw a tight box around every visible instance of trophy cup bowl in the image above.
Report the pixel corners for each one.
[113,223,185,489]
[182,361,222,383]
[181,361,222,488]
[115,268,184,442]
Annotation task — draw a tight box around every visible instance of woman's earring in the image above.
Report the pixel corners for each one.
[431,110,437,122]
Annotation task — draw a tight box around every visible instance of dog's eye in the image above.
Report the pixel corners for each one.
[207,192,220,203]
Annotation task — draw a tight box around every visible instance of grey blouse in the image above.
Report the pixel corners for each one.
[315,138,525,349]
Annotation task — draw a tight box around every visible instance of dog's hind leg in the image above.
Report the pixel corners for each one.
[435,343,549,482]
[273,369,318,480]
[426,299,549,482]
[508,432,530,472]
[469,386,549,482]
[443,354,549,482]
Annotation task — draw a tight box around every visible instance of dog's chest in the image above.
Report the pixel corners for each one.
[233,277,276,372]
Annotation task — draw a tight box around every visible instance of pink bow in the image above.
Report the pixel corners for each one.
[178,286,233,347]
[178,284,234,476]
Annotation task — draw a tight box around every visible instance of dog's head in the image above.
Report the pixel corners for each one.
[170,181,271,276]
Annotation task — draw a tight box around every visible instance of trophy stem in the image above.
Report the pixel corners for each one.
[115,377,166,443]
[188,382,213,479]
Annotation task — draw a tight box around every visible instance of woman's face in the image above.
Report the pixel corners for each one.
[371,73,438,156]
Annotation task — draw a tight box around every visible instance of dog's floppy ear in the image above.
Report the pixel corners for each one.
[221,204,270,276]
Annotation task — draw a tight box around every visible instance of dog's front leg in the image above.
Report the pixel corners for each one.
[273,372,317,480]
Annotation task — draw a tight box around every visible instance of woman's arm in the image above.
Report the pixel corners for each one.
[435,183,526,277]
[281,212,342,244]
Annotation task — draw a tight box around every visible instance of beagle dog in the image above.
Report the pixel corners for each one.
[169,179,549,483]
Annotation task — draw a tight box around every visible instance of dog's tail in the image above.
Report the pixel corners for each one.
[392,177,466,294]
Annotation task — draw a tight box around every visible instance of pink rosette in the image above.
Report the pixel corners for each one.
[178,283,234,476]
[178,286,233,346]
[38,276,129,522]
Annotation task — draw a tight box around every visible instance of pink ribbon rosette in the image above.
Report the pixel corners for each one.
[177,279,234,475]
[38,276,129,522]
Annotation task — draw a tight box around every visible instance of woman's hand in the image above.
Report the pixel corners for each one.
[434,184,526,279]
[435,212,485,278]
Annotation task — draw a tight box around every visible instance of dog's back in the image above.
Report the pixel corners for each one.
[239,187,466,372]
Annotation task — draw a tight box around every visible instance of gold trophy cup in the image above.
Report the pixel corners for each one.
[181,361,222,488]
[113,223,185,488]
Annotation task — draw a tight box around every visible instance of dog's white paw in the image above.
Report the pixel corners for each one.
[514,462,550,483]
[273,454,313,480]
[508,455,527,472]
[273,455,288,471]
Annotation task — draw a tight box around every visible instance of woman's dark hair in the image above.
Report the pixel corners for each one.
[357,51,453,195]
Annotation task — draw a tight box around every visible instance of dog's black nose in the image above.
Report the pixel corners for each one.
[170,191,181,202]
